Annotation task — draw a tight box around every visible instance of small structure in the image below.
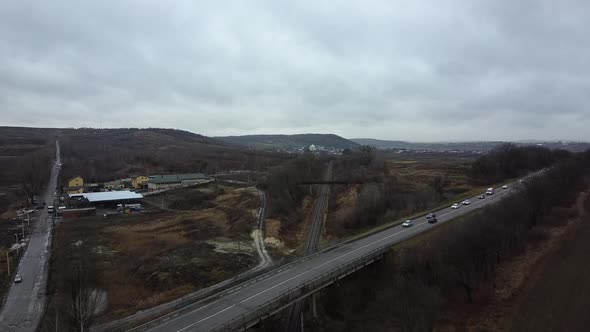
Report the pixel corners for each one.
[132,175,149,189]
[61,207,97,219]
[103,180,126,191]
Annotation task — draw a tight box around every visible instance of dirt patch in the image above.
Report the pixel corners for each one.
[265,219,281,238]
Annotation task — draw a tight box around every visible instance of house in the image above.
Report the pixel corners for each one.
[68,176,84,188]
[132,175,149,189]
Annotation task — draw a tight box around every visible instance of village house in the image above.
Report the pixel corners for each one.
[132,175,149,189]
[66,176,84,194]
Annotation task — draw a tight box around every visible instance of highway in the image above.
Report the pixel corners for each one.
[145,181,517,332]
[0,141,60,332]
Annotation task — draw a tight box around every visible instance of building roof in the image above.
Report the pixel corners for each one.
[178,173,208,181]
[149,175,181,184]
[68,176,83,182]
[68,191,143,202]
[149,173,210,184]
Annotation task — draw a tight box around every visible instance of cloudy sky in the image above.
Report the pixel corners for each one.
[1,1,589,141]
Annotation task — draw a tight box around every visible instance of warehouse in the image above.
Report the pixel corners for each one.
[69,190,143,207]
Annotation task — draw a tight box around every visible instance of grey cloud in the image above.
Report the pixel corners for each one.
[1,1,589,141]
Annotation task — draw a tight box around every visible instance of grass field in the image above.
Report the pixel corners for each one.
[42,184,261,328]
[509,192,590,332]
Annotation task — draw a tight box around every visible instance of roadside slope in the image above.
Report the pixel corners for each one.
[510,191,590,332]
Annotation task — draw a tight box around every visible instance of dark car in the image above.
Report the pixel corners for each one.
[426,213,437,223]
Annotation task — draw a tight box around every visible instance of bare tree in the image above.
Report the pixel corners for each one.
[67,252,101,331]
[19,151,50,204]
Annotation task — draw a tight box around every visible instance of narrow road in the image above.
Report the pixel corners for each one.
[284,162,332,332]
[0,141,60,332]
[252,189,272,271]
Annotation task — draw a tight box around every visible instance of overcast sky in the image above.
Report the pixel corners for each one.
[1,1,589,141]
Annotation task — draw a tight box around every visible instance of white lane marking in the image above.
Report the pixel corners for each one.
[168,188,511,332]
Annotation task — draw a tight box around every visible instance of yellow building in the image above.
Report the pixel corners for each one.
[67,187,84,194]
[68,176,84,188]
[132,175,149,189]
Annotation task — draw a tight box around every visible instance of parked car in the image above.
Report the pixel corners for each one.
[451,203,460,209]
[478,194,485,199]
[14,274,22,283]
[502,185,508,189]
[402,219,413,227]
[462,199,471,205]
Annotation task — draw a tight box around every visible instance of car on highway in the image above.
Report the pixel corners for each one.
[402,219,413,227]
[478,194,485,199]
[426,213,437,223]
[462,199,471,205]
[451,203,460,209]
[502,185,508,189]
[14,274,22,283]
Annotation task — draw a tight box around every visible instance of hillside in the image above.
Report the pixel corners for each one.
[351,138,590,153]
[0,127,288,188]
[216,134,359,151]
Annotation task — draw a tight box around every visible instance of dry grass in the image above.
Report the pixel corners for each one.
[42,184,261,327]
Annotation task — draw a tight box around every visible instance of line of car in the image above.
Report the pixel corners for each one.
[402,184,511,228]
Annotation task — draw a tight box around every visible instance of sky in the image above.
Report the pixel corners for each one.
[1,1,590,141]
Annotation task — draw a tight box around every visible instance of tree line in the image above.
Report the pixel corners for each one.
[471,143,571,185]
[314,151,590,332]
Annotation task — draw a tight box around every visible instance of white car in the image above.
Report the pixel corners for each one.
[14,274,22,283]
[402,219,413,227]
[502,185,508,189]
[462,199,471,205]
[451,203,460,209]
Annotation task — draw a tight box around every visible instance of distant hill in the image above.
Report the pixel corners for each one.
[216,134,359,150]
[351,138,590,153]
[0,127,286,185]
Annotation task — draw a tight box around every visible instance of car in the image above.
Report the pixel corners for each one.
[402,219,413,227]
[462,199,471,205]
[451,203,460,209]
[502,185,508,189]
[14,274,22,283]
[478,194,485,199]
[426,213,437,223]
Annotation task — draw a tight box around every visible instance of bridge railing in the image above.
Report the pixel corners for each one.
[211,246,390,332]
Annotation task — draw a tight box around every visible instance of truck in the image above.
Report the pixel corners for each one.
[486,187,495,195]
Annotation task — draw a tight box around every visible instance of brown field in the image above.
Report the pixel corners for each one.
[42,184,261,328]
[385,154,475,195]
[325,153,478,240]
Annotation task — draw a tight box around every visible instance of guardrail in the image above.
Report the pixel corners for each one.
[210,246,390,332]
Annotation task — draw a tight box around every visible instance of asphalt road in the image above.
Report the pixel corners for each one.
[145,182,518,332]
[0,141,60,332]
